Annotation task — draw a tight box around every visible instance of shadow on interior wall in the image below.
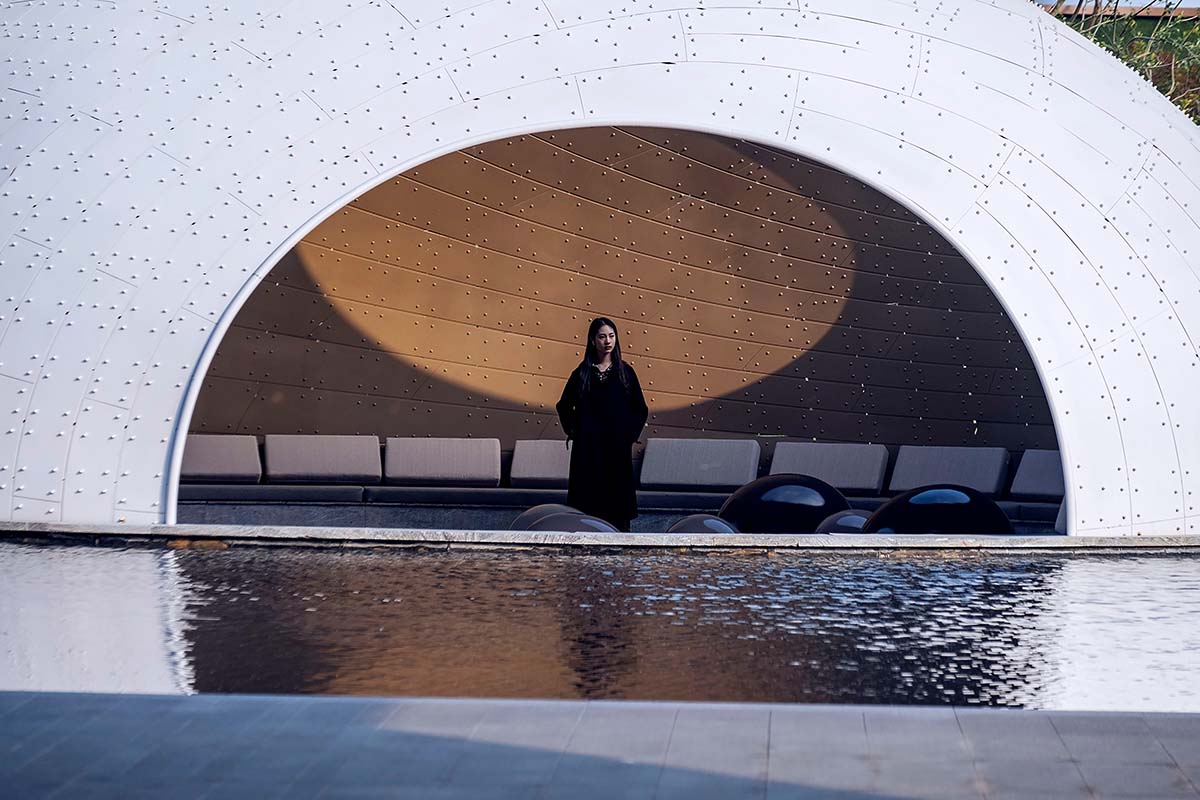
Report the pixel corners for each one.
[188,127,1056,452]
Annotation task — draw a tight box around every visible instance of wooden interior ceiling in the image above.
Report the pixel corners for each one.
[190,127,1056,451]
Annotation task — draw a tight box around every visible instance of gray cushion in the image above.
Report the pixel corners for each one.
[1009,449,1065,502]
[264,434,381,484]
[769,442,889,495]
[180,435,261,484]
[510,439,572,488]
[888,446,1010,497]
[639,438,761,491]
[384,437,501,487]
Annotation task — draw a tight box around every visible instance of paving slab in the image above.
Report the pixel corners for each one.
[5,692,1200,799]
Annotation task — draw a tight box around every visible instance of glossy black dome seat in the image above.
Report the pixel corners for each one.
[525,511,620,533]
[667,514,739,534]
[864,485,1014,535]
[816,509,872,534]
[718,474,849,534]
[510,503,578,531]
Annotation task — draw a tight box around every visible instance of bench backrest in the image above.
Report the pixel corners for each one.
[384,437,501,487]
[769,442,889,495]
[264,434,382,484]
[1009,449,1064,502]
[181,435,261,484]
[888,445,1010,497]
[639,438,761,492]
[510,439,571,488]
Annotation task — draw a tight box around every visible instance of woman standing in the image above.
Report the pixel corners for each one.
[555,317,649,532]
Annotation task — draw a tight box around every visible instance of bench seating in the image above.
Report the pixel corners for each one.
[770,442,888,495]
[509,439,570,488]
[178,435,1064,532]
[1009,449,1065,502]
[640,438,760,492]
[888,445,1010,497]
[181,434,261,484]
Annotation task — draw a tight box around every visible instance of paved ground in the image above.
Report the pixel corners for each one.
[3,693,1200,799]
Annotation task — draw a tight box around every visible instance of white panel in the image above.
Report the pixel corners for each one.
[450,12,683,98]
[953,201,1089,371]
[1004,154,1169,330]
[267,2,412,74]
[984,157,1130,348]
[790,71,1009,184]
[0,374,32,518]
[366,76,584,174]
[1093,336,1184,524]
[0,237,49,345]
[940,1,1043,70]
[0,260,89,382]
[1108,190,1200,345]
[0,115,110,245]
[113,313,212,515]
[1044,356,1131,532]
[339,69,464,145]
[170,198,264,322]
[0,1,73,67]
[61,401,130,523]
[9,496,62,523]
[1043,81,1149,214]
[9,128,145,250]
[235,0,370,60]
[789,107,983,228]
[88,271,224,409]
[1044,27,1159,146]
[1130,517,1187,536]
[11,273,133,505]
[49,151,184,281]
[388,0,491,27]
[0,93,63,179]
[305,2,554,114]
[1134,312,1200,524]
[1141,150,1200,265]
[579,62,795,138]
[684,9,920,94]
[545,0,795,28]
[1143,117,1200,197]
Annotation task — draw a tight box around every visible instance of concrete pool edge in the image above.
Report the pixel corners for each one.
[3,521,1200,551]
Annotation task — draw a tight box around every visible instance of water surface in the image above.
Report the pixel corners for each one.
[2,542,1199,711]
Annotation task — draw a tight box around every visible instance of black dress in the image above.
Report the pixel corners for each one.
[555,362,649,532]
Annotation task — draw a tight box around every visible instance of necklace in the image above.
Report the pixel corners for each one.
[594,363,613,382]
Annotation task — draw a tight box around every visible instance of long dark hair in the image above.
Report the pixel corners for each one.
[578,316,630,393]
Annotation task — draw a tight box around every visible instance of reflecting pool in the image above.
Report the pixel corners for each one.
[2,542,1199,711]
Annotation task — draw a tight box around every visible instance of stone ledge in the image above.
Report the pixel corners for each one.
[2,521,1199,550]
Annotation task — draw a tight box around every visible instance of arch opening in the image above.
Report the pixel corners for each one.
[175,126,1061,531]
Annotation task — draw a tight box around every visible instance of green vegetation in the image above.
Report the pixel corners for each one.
[1047,2,1200,122]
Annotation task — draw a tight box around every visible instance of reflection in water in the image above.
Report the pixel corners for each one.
[2,543,1199,710]
[0,544,193,694]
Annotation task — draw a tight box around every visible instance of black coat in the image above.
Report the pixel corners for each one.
[555,362,649,528]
